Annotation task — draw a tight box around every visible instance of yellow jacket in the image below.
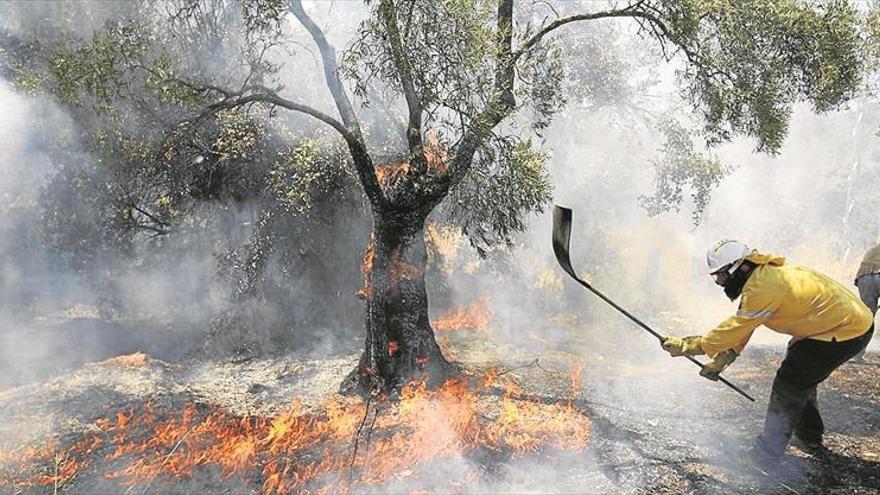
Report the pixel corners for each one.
[701,252,873,357]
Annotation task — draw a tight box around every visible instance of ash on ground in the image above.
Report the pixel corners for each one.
[0,316,877,494]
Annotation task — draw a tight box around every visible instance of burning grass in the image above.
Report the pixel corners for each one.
[432,298,492,332]
[98,352,151,368]
[1,371,590,494]
[431,298,494,360]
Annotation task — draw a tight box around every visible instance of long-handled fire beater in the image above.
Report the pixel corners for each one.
[552,205,755,401]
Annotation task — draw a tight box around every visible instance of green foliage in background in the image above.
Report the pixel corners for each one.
[663,0,864,153]
[640,119,731,225]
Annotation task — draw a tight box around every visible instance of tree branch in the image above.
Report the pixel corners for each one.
[512,3,643,65]
[441,0,516,193]
[182,86,385,207]
[495,0,515,101]
[133,222,171,236]
[194,88,350,140]
[512,2,711,78]
[630,8,734,86]
[287,0,361,136]
[379,0,423,153]
[437,1,730,197]
[132,203,170,228]
[288,0,385,207]
[441,0,711,197]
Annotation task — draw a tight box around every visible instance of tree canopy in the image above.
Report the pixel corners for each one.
[2,0,868,243]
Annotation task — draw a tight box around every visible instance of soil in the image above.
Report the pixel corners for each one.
[0,315,877,494]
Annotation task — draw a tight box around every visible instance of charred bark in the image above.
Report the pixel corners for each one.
[341,207,459,397]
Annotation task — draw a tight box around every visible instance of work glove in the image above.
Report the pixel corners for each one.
[699,349,737,381]
[661,335,704,357]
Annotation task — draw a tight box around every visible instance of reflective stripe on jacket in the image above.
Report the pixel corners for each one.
[701,252,873,357]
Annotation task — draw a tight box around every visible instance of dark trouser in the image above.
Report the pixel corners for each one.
[855,274,879,359]
[757,326,874,457]
[856,274,880,315]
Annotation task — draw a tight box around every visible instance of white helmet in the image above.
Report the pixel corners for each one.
[707,240,750,275]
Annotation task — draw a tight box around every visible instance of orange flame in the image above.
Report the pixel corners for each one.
[98,352,151,367]
[423,128,447,175]
[431,298,492,332]
[359,242,424,299]
[0,435,104,490]
[374,162,411,189]
[481,367,498,389]
[388,246,424,288]
[3,373,590,494]
[373,130,445,192]
[356,235,376,300]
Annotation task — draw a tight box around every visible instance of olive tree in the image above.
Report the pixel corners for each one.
[8,0,865,396]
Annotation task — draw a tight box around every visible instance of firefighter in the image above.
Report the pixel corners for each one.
[661,240,874,462]
[853,242,880,361]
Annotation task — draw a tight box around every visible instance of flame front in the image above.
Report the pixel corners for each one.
[373,129,446,192]
[387,245,424,288]
[3,373,590,494]
[358,239,424,300]
[356,235,376,299]
[424,128,447,175]
[374,162,411,189]
[432,297,492,332]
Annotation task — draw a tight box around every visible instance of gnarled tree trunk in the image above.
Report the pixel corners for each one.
[341,206,458,396]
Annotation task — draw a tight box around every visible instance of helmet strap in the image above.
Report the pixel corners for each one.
[726,258,746,275]
[722,260,757,300]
